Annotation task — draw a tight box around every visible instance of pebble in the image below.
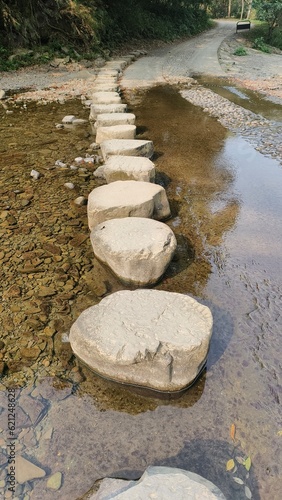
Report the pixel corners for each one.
[30,170,40,180]
[74,196,87,206]
[64,182,75,189]
[15,456,46,484]
[47,471,62,491]
[55,160,67,168]
[62,115,75,124]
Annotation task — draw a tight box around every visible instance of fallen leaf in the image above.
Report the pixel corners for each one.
[236,456,245,465]
[233,477,244,485]
[277,430,282,436]
[244,456,252,471]
[226,459,235,471]
[245,485,252,499]
[230,423,236,441]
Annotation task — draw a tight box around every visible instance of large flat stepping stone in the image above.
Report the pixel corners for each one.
[90,218,176,286]
[90,467,225,499]
[92,91,121,104]
[95,112,135,128]
[102,155,155,183]
[69,289,213,391]
[97,69,119,78]
[95,74,118,83]
[105,59,128,70]
[87,180,170,229]
[96,124,136,144]
[91,83,119,92]
[100,139,154,160]
[89,103,127,121]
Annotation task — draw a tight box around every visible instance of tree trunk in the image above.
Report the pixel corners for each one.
[228,0,232,18]
[240,0,245,20]
[246,0,252,19]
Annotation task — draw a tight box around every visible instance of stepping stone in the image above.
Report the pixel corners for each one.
[100,139,153,160]
[69,288,213,391]
[96,124,136,144]
[100,155,155,183]
[91,83,119,93]
[89,103,127,121]
[90,218,176,286]
[95,75,118,83]
[97,69,119,78]
[87,180,170,229]
[92,91,121,104]
[105,59,128,70]
[95,112,135,128]
[90,467,225,499]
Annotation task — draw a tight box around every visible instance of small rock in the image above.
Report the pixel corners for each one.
[64,182,75,189]
[55,124,64,129]
[15,456,46,484]
[30,170,40,180]
[62,115,75,124]
[74,196,87,206]
[74,157,84,164]
[47,471,62,491]
[55,160,67,168]
[0,89,5,100]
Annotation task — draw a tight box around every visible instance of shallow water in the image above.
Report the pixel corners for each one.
[195,75,282,122]
[1,86,282,499]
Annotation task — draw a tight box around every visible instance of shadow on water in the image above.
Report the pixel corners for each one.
[106,439,260,500]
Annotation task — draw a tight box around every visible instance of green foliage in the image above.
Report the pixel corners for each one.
[237,19,282,51]
[252,35,271,52]
[233,46,248,55]
[253,0,282,40]
[0,0,211,70]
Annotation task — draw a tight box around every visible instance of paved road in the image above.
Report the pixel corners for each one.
[122,21,235,88]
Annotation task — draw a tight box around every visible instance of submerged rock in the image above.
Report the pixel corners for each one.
[69,289,213,392]
[15,456,46,484]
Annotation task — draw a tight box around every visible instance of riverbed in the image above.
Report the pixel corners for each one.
[0,80,281,499]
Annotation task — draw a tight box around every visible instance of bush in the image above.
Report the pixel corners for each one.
[233,46,248,56]
[253,36,271,52]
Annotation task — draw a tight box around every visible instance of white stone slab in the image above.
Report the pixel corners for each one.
[69,288,213,391]
[87,180,170,229]
[90,467,226,499]
[105,59,128,70]
[90,218,176,287]
[89,103,127,121]
[102,155,155,183]
[100,139,153,160]
[95,113,135,128]
[91,91,121,104]
[96,124,136,144]
[91,83,119,93]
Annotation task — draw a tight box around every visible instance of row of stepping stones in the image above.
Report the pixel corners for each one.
[70,56,225,500]
[70,56,214,394]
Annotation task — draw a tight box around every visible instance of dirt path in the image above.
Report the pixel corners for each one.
[1,20,282,103]
[122,20,282,102]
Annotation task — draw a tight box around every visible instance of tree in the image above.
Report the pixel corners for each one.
[253,0,282,40]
